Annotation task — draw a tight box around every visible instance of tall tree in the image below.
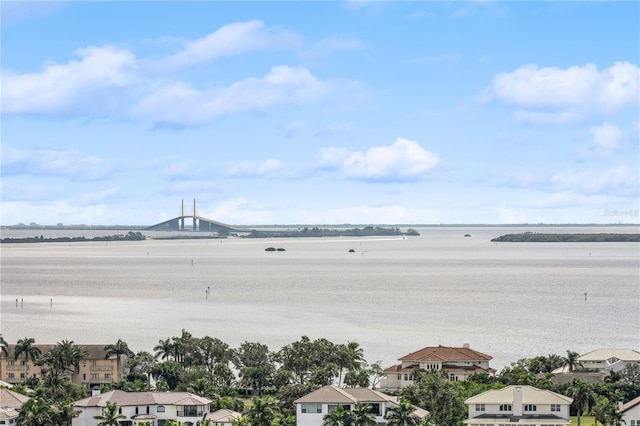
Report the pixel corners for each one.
[322,405,351,426]
[564,350,581,373]
[17,396,55,426]
[93,402,126,426]
[385,399,420,426]
[351,402,376,426]
[0,335,8,357]
[154,338,175,361]
[245,395,276,426]
[104,339,135,372]
[14,337,42,382]
[567,380,597,426]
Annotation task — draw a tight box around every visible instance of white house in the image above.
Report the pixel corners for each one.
[578,349,640,373]
[464,385,572,426]
[621,396,640,426]
[72,390,211,426]
[381,344,496,389]
[294,385,428,426]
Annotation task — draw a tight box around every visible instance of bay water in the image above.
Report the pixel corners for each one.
[1,225,638,372]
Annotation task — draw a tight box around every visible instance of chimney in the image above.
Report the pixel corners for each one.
[463,343,470,349]
[513,387,523,416]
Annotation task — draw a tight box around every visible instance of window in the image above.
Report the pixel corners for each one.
[19,360,26,366]
[328,405,350,412]
[524,404,537,412]
[19,373,25,379]
[91,373,99,380]
[7,360,14,367]
[475,404,485,412]
[157,406,165,413]
[7,373,14,379]
[104,373,111,379]
[550,404,560,412]
[177,406,201,417]
[301,404,322,414]
[397,374,401,380]
[499,404,512,412]
[91,360,97,367]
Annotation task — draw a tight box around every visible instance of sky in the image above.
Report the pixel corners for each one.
[1,1,639,226]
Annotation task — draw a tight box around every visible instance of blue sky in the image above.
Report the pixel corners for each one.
[1,1,639,226]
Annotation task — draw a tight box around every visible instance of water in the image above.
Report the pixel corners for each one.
[1,225,638,371]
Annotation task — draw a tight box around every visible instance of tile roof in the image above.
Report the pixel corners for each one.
[2,344,117,360]
[205,408,243,422]
[399,346,492,362]
[0,388,30,409]
[74,390,211,407]
[578,349,640,362]
[465,385,572,405]
[294,386,398,404]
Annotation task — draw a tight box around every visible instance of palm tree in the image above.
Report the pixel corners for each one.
[322,405,351,426]
[18,396,54,426]
[385,399,420,426]
[104,339,135,374]
[246,395,276,426]
[564,350,581,373]
[154,338,175,361]
[14,337,42,380]
[129,351,157,387]
[0,335,8,357]
[567,380,597,426]
[351,402,376,426]
[94,402,126,426]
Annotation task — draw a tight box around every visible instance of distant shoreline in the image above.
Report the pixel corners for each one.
[491,233,640,242]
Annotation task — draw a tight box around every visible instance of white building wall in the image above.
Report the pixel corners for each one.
[623,403,640,426]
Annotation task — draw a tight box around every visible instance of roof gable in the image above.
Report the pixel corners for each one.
[74,391,211,407]
[399,346,493,362]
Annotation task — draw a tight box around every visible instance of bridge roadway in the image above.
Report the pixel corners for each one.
[145,214,242,233]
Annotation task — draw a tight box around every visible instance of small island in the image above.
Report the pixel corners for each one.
[491,232,640,242]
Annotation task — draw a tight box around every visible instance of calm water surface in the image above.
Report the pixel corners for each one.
[1,226,638,371]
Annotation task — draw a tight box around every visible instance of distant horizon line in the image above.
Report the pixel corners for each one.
[2,222,639,230]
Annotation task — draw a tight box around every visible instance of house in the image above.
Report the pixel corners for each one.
[380,344,496,389]
[204,408,243,426]
[0,344,127,389]
[72,390,211,426]
[294,385,428,426]
[0,388,30,426]
[621,395,640,426]
[464,385,572,426]
[550,349,640,384]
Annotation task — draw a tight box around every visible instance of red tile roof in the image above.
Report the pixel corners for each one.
[399,346,492,362]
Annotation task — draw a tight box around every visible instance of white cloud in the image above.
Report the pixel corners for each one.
[587,123,623,157]
[133,66,331,126]
[550,166,639,195]
[161,20,301,69]
[484,62,640,124]
[226,159,282,178]
[318,137,440,182]
[1,144,114,180]
[1,45,136,115]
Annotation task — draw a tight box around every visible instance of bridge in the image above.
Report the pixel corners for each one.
[145,199,243,233]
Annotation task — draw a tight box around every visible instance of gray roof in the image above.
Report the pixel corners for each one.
[74,390,211,408]
[205,408,243,422]
[294,386,397,404]
[465,386,572,405]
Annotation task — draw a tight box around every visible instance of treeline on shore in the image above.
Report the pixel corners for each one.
[243,226,420,238]
[2,332,639,426]
[491,232,640,242]
[0,231,146,244]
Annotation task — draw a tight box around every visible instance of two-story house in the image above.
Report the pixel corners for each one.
[380,344,495,389]
[464,385,572,426]
[294,385,428,426]
[0,344,127,389]
[73,390,211,426]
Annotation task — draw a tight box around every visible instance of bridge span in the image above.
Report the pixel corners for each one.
[145,200,242,233]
